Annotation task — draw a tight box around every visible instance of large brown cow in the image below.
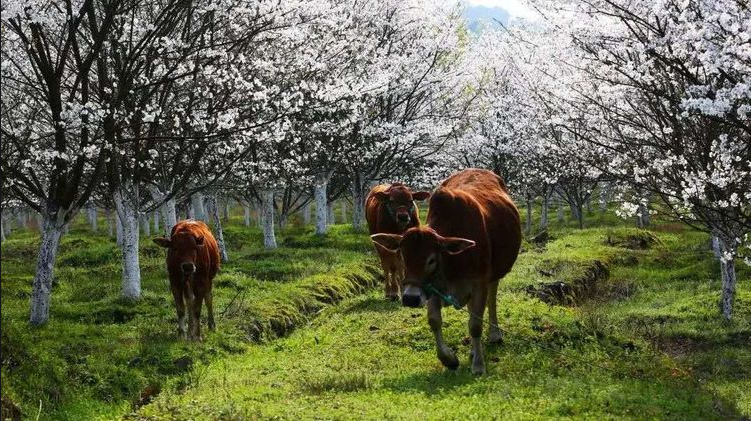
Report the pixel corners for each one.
[371,169,521,374]
[154,220,220,341]
[366,183,430,300]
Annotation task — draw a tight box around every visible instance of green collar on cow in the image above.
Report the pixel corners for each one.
[423,283,463,310]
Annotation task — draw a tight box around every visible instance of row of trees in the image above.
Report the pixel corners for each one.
[1,0,747,324]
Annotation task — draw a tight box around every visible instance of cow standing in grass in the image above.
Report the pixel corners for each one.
[366,183,430,300]
[371,169,522,374]
[154,220,220,341]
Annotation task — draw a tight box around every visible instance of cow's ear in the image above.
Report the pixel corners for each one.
[412,191,430,201]
[374,191,390,202]
[194,235,204,247]
[439,237,475,255]
[153,237,171,248]
[370,233,402,252]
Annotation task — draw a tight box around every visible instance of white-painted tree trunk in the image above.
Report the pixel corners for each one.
[153,210,160,233]
[525,194,533,235]
[1,218,5,242]
[106,209,114,237]
[327,202,335,226]
[314,173,330,235]
[223,199,230,222]
[29,214,65,325]
[352,183,366,231]
[303,202,311,226]
[716,235,737,320]
[255,199,263,229]
[540,195,549,231]
[244,204,251,227]
[261,190,277,249]
[116,210,124,247]
[191,193,205,220]
[206,195,229,262]
[162,198,177,235]
[114,185,141,300]
[88,205,98,232]
[141,214,151,236]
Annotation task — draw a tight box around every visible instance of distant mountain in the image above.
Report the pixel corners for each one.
[463,5,509,33]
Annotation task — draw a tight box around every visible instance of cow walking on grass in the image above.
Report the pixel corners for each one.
[371,169,521,374]
[154,220,220,341]
[366,183,430,300]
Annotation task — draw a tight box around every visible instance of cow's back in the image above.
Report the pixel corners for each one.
[428,169,521,281]
[171,220,220,278]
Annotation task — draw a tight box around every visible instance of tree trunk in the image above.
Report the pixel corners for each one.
[114,185,141,300]
[1,218,5,242]
[255,199,263,229]
[191,193,205,220]
[261,190,277,249]
[525,195,532,235]
[314,173,330,235]
[557,196,565,222]
[585,196,592,214]
[351,181,366,232]
[244,204,251,227]
[341,201,347,224]
[206,195,229,262]
[141,213,151,236]
[279,212,288,230]
[116,210,124,247]
[153,210,160,233]
[303,202,311,226]
[223,199,230,222]
[162,198,177,235]
[716,236,737,320]
[88,205,98,232]
[599,186,608,213]
[576,204,584,229]
[107,209,114,237]
[327,202,335,226]
[540,194,549,231]
[29,214,64,325]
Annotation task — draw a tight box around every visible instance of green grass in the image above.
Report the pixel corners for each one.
[2,207,749,420]
[1,216,379,420]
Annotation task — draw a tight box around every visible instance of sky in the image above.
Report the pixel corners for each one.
[464,0,540,20]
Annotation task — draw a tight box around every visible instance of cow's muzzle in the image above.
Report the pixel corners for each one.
[401,284,425,308]
[181,262,196,274]
[396,213,410,223]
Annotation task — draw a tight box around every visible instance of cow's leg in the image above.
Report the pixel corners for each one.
[205,289,216,331]
[468,286,488,375]
[171,285,187,340]
[192,291,204,341]
[184,289,197,341]
[487,280,503,344]
[428,296,459,369]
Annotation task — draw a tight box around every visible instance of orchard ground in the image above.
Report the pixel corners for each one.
[1,206,749,420]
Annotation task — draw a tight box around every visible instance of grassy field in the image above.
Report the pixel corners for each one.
[1,209,749,420]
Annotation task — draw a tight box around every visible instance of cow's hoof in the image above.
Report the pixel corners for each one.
[471,363,486,376]
[439,352,460,370]
[488,329,504,345]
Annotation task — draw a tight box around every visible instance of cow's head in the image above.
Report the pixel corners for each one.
[154,232,205,275]
[370,227,475,308]
[373,184,430,229]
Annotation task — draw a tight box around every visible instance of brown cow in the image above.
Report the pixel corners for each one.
[154,220,220,341]
[366,183,430,300]
[371,169,521,374]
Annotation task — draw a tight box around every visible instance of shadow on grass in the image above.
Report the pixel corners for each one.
[342,296,401,314]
